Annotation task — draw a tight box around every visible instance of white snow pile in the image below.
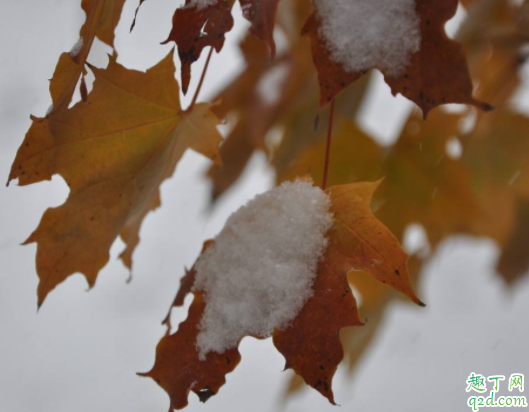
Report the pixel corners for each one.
[68,37,84,58]
[313,0,421,77]
[193,180,333,359]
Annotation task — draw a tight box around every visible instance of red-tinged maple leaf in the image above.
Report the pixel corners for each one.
[162,240,216,329]
[139,293,242,410]
[141,180,423,409]
[274,181,423,403]
[161,0,234,94]
[302,0,492,117]
[239,0,282,57]
[272,259,363,403]
[133,0,284,93]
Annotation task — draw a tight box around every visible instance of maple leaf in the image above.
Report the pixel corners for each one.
[96,0,127,47]
[452,0,529,282]
[140,293,242,409]
[206,34,296,199]
[324,181,423,305]
[272,256,362,404]
[302,0,492,117]
[279,111,481,249]
[49,0,126,115]
[497,199,529,284]
[206,123,256,200]
[141,180,422,409]
[161,240,216,328]
[8,0,529,409]
[161,0,234,94]
[461,109,529,283]
[375,111,480,247]
[283,236,426,400]
[239,0,282,56]
[207,32,371,202]
[8,51,222,306]
[274,182,423,403]
[133,0,285,93]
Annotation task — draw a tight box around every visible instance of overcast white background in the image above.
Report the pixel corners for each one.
[1,1,528,412]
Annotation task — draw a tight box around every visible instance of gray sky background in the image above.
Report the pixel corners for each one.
[1,1,528,412]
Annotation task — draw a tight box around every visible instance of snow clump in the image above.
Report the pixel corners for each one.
[188,0,218,9]
[313,0,421,77]
[68,38,84,58]
[193,179,333,359]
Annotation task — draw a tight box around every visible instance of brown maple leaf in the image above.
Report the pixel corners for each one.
[133,0,284,93]
[273,257,362,403]
[140,293,242,410]
[497,199,529,284]
[239,0,282,57]
[302,0,492,117]
[141,180,423,409]
[161,240,216,329]
[8,51,222,307]
[161,0,234,94]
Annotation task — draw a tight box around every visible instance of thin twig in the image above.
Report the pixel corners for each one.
[322,99,336,190]
[187,47,214,112]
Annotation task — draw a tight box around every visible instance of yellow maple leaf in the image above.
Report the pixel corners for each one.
[9,51,222,307]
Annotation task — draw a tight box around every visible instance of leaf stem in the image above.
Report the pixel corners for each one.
[322,99,336,190]
[187,47,214,112]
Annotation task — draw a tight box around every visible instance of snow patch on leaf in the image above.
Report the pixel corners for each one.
[241,3,252,18]
[193,180,333,359]
[68,37,84,57]
[187,0,218,9]
[313,0,421,77]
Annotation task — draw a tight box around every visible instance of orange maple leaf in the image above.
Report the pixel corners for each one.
[141,180,423,409]
[8,52,222,307]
